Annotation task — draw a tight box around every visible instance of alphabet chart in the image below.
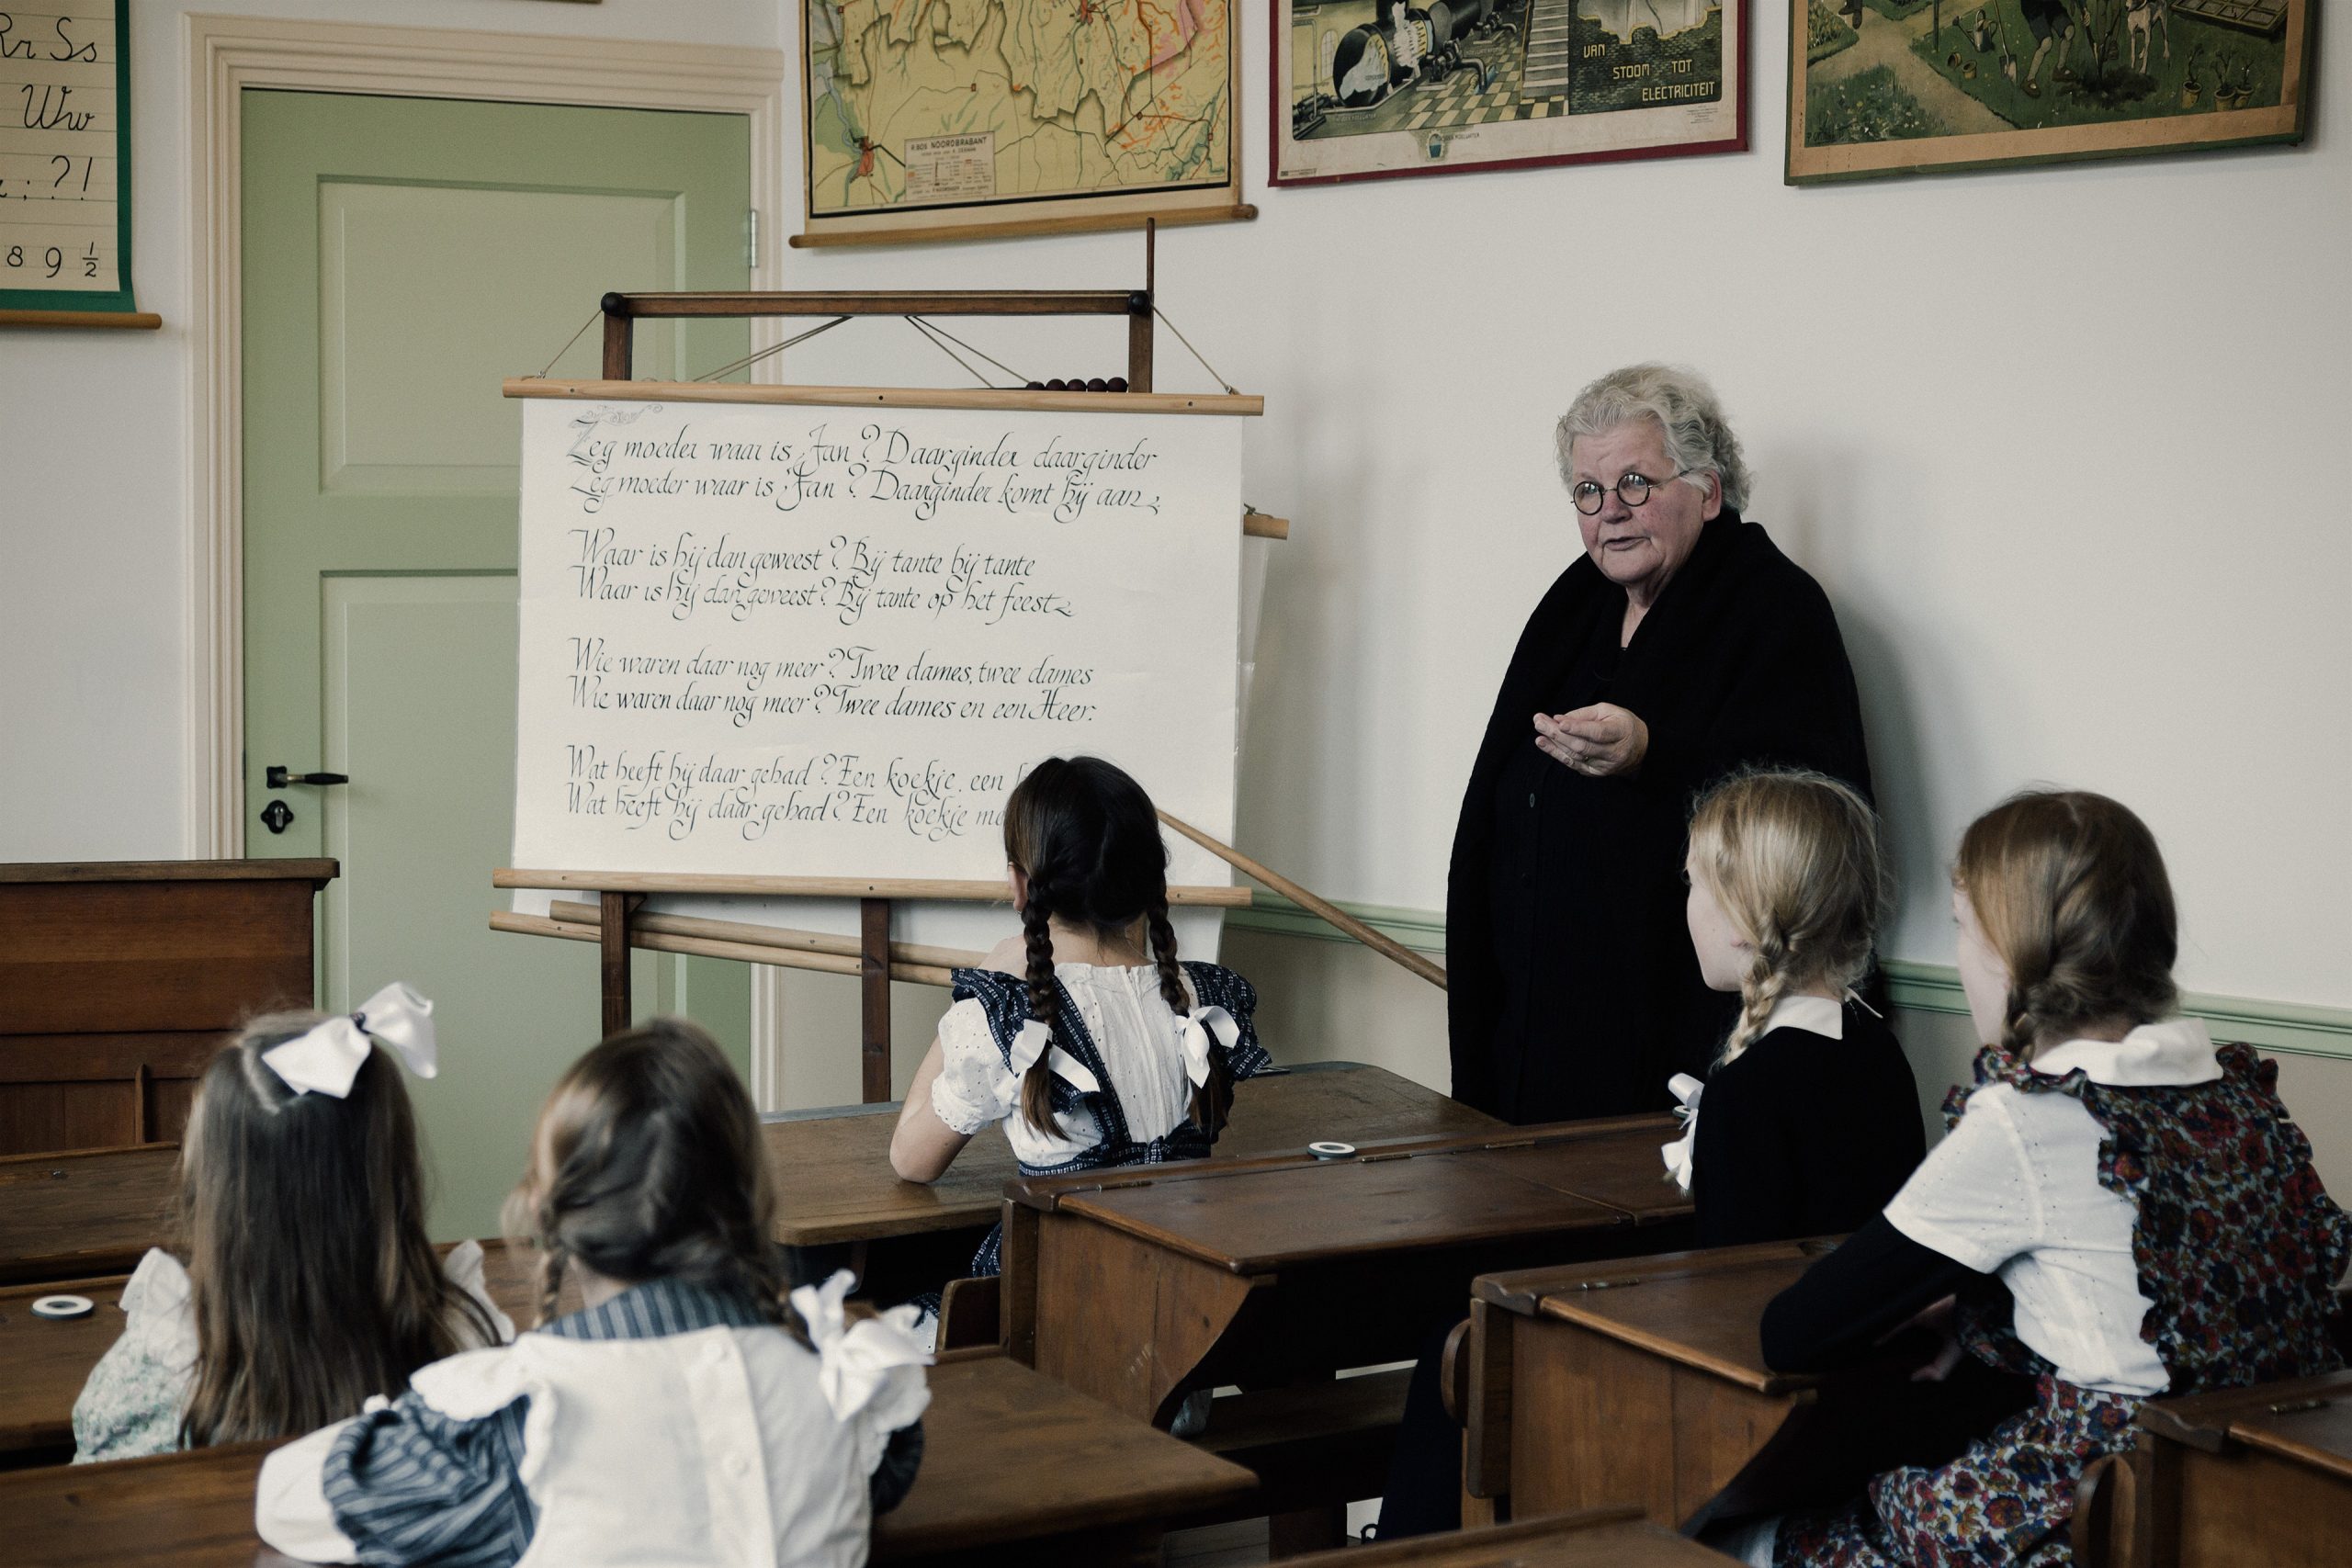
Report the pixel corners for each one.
[0,0,131,312]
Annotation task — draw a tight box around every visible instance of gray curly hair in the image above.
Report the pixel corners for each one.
[1555,363,1751,513]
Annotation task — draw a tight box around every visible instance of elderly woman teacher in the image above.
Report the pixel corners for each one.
[1446,365,1875,1123]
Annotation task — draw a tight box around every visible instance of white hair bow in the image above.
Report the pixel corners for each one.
[1006,1019,1101,1096]
[1658,1072,1704,1195]
[1178,1006,1240,1089]
[791,1269,933,1433]
[260,982,438,1099]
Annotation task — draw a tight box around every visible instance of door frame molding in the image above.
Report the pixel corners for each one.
[187,13,789,1082]
[186,10,786,856]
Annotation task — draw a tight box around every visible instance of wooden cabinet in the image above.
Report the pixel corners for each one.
[0,860,335,1155]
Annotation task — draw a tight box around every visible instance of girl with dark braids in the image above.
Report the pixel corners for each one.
[890,756,1272,1275]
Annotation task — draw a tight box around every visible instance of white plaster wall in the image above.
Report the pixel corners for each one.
[4,2,2344,1134]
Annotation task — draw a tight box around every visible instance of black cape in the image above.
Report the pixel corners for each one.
[1445,511,1874,1123]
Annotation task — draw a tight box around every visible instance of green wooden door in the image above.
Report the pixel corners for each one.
[242,91,754,1238]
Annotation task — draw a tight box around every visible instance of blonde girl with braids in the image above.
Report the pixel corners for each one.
[258,1019,930,1568]
[890,756,1271,1255]
[1671,769,1925,1250]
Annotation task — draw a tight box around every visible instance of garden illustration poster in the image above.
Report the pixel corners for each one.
[1788,0,2311,182]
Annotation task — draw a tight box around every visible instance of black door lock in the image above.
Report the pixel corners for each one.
[259,800,296,834]
[266,766,350,789]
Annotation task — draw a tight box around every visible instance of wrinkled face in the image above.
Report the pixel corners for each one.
[1953,886,2009,1046]
[1569,419,1720,598]
[1684,851,1749,992]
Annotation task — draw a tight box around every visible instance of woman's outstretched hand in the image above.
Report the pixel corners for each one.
[1534,704,1649,778]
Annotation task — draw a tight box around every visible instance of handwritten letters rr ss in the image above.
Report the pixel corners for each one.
[512,397,1246,886]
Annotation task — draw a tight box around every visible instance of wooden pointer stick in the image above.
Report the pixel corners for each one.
[1155,810,1448,991]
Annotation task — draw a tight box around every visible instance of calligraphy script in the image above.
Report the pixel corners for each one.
[511,396,1245,880]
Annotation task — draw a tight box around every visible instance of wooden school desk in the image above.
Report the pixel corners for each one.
[1001,1113,1691,1427]
[1464,1240,1824,1532]
[0,1351,1254,1568]
[0,859,335,1155]
[1279,1506,1737,1566]
[2122,1367,2352,1568]
[765,1061,1499,1301]
[0,1144,177,1286]
[0,1241,552,1465]
[1463,1239,2026,1535]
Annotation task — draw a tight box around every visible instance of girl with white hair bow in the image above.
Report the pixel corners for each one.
[72,986,511,1462]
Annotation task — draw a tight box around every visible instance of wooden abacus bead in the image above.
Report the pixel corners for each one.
[1107,377,1129,393]
[1084,378,1108,392]
[1046,378,1068,391]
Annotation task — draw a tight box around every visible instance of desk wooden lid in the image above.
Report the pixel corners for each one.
[1056,1139,1637,1273]
[1478,1239,1832,1395]
[763,1064,1502,1249]
[876,1353,1255,1555]
[0,860,338,886]
[2138,1368,2352,1476]
[0,1145,179,1287]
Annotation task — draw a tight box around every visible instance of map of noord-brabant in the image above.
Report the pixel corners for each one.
[807,0,1233,216]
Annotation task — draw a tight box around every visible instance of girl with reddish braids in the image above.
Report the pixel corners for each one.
[890,756,1271,1269]
[1735,790,2351,1568]
[257,1019,930,1568]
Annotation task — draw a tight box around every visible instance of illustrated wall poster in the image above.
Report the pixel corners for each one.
[801,0,1245,243]
[1272,0,1747,186]
[0,0,136,314]
[1788,0,2313,183]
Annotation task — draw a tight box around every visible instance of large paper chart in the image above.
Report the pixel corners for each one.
[513,396,1246,897]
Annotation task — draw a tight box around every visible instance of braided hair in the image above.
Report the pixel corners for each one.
[502,1018,804,1342]
[1953,790,2177,1062]
[1686,768,1887,1067]
[1004,757,1225,1135]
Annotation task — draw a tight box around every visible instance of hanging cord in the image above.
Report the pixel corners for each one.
[1152,305,1238,395]
[906,316,1033,386]
[526,306,605,380]
[903,316,1000,388]
[692,315,854,383]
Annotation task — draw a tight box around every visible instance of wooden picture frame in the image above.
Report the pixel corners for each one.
[794,0,1251,247]
[1271,0,1748,187]
[1786,0,2314,184]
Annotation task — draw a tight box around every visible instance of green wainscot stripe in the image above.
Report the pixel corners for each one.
[1226,890,1448,955]
[1229,893,2352,1061]
[1883,960,2352,1062]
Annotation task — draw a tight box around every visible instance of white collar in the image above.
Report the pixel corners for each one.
[2030,1018,2222,1088]
[1758,993,1845,1041]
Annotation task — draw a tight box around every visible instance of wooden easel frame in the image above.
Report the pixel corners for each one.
[500,235,1270,1101]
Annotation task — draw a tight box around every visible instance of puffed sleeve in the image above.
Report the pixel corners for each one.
[72,1248,198,1463]
[1883,1087,2045,1274]
[789,1270,933,1512]
[1182,964,1272,1079]
[309,1348,543,1567]
[929,998,1017,1134]
[439,1238,516,1347]
[254,1418,364,1563]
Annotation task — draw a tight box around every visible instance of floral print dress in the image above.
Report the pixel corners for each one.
[1777,1041,2351,1567]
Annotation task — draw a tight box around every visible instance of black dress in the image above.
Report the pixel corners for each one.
[1446,510,1874,1123]
[1690,999,1925,1250]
